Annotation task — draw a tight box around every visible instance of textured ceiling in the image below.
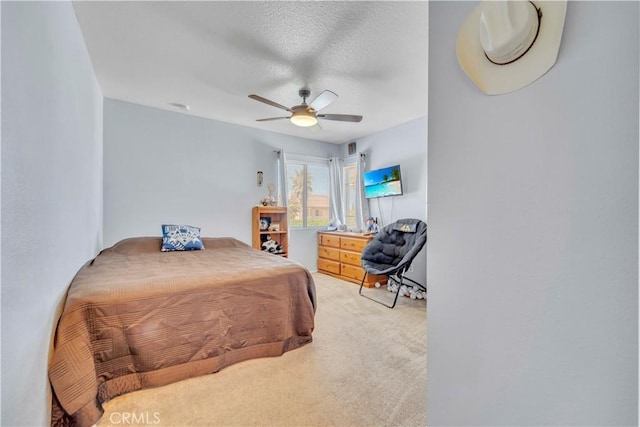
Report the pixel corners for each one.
[73,1,429,144]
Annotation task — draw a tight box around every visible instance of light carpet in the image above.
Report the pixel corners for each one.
[96,272,427,427]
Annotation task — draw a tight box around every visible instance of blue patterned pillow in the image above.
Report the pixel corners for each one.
[161,224,205,251]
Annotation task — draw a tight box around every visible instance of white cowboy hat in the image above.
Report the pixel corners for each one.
[456,0,567,95]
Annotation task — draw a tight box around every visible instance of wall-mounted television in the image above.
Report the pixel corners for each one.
[363,164,403,199]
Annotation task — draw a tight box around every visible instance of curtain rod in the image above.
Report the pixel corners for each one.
[274,150,365,160]
[273,150,330,162]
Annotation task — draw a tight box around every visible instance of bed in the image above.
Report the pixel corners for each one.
[48,237,316,427]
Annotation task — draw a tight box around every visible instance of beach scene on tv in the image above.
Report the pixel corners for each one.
[364,165,403,198]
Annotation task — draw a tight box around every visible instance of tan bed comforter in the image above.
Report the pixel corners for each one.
[49,237,316,427]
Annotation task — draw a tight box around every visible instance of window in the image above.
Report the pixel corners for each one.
[343,163,358,229]
[287,160,330,228]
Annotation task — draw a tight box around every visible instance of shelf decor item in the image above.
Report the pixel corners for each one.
[261,234,284,253]
[259,217,271,231]
[259,183,277,207]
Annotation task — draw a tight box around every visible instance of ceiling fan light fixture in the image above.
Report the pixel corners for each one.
[290,111,318,127]
[250,89,361,128]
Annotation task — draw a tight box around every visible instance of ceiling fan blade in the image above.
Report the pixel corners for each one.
[318,114,363,122]
[256,117,290,122]
[308,90,338,112]
[249,94,291,112]
[309,123,323,132]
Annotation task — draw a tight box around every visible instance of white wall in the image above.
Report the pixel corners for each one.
[1,2,103,425]
[103,98,339,269]
[427,2,638,425]
[341,116,428,284]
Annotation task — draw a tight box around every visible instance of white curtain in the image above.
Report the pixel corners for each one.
[328,156,344,225]
[276,149,288,207]
[354,153,370,232]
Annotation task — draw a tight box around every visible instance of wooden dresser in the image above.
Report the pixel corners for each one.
[317,231,387,288]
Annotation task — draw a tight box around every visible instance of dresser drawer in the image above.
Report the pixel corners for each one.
[318,246,340,261]
[318,258,340,275]
[340,250,361,266]
[340,263,366,282]
[341,236,369,252]
[320,234,341,248]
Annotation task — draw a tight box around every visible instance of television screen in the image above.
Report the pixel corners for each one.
[363,165,403,199]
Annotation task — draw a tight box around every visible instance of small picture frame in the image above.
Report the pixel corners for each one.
[259,217,271,231]
[269,223,280,232]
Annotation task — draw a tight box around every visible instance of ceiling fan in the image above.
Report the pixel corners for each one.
[249,88,363,128]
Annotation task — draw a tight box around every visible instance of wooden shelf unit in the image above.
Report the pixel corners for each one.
[317,231,387,288]
[252,206,288,257]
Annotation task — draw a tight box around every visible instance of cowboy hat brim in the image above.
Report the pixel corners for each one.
[456,0,568,95]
